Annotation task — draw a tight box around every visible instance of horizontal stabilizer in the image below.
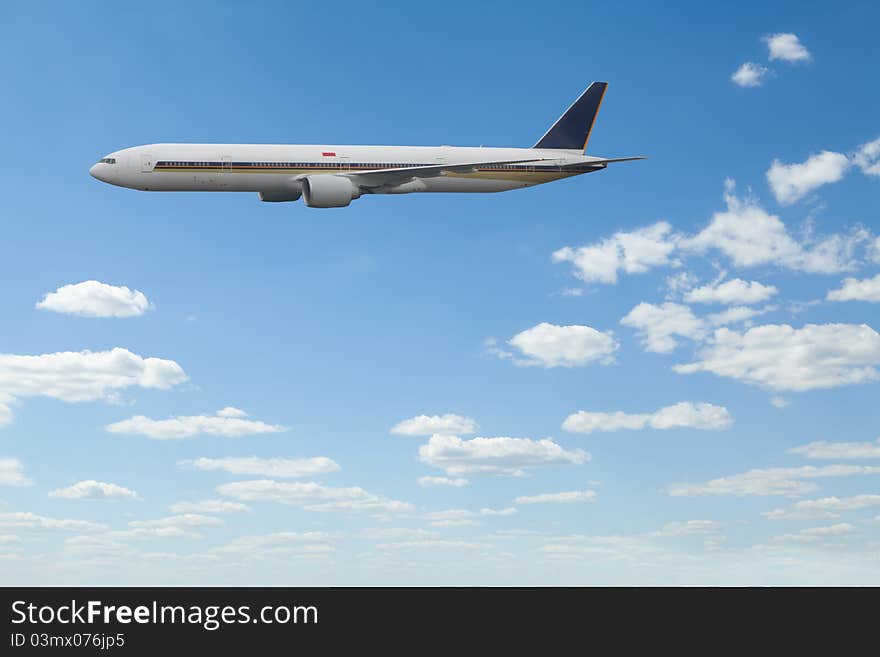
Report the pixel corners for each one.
[577,156,647,166]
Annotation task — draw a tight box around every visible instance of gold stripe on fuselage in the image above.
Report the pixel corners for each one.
[152,166,583,184]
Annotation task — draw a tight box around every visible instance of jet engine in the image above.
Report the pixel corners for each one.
[301,175,361,208]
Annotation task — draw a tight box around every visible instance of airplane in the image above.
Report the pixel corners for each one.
[89,82,643,208]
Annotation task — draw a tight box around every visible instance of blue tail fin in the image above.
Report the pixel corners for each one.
[532,82,608,151]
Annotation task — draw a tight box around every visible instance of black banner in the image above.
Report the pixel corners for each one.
[1,587,875,653]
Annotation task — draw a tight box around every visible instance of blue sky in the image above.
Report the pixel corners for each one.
[1,0,880,584]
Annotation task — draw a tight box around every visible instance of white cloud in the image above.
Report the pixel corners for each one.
[674,323,880,391]
[682,181,866,272]
[764,33,811,62]
[667,465,880,497]
[376,539,494,551]
[827,274,880,303]
[651,520,722,537]
[418,476,469,488]
[48,480,140,501]
[0,512,106,532]
[505,322,618,367]
[0,348,187,426]
[105,409,285,439]
[552,221,679,284]
[514,490,596,504]
[789,437,880,459]
[773,523,855,544]
[562,401,732,433]
[620,302,706,353]
[183,456,339,478]
[418,434,589,477]
[360,527,439,540]
[767,151,850,204]
[423,508,516,527]
[128,514,222,529]
[731,62,769,87]
[216,406,248,418]
[853,137,880,177]
[0,459,32,487]
[705,305,770,327]
[685,278,778,305]
[666,271,699,294]
[212,532,336,558]
[169,499,251,514]
[36,280,151,318]
[109,526,201,541]
[0,395,13,427]
[762,495,880,520]
[771,397,790,408]
[217,479,413,514]
[390,414,477,437]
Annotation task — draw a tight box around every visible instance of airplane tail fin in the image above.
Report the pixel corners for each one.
[532,82,608,152]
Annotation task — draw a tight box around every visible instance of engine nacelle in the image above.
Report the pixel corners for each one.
[301,175,360,208]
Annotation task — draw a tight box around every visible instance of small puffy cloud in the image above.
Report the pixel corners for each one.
[651,520,722,537]
[105,409,285,439]
[853,137,880,177]
[767,151,850,205]
[771,397,790,408]
[48,480,140,501]
[418,434,589,477]
[169,499,251,514]
[390,414,478,437]
[666,271,699,294]
[211,532,336,558]
[0,511,106,532]
[773,523,856,544]
[514,490,596,504]
[505,322,618,367]
[128,514,222,529]
[675,323,880,391]
[705,305,770,327]
[684,278,778,305]
[552,221,679,284]
[360,527,439,540]
[183,456,340,478]
[418,476,469,488]
[762,495,880,520]
[562,401,732,434]
[789,437,880,459]
[827,274,880,303]
[216,406,248,418]
[764,33,811,62]
[731,62,769,87]
[423,507,516,527]
[36,280,151,318]
[217,480,413,514]
[620,302,706,353]
[682,181,866,272]
[0,395,13,428]
[667,464,880,497]
[0,348,187,426]
[377,539,494,551]
[0,459,32,487]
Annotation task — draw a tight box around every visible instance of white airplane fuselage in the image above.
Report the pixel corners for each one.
[90,143,607,197]
[89,83,641,207]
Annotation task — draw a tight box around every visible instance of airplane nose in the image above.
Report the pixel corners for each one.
[89,163,100,179]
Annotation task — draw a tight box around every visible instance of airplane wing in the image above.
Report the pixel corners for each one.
[340,158,549,189]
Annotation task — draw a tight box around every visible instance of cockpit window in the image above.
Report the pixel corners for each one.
[99,157,116,164]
